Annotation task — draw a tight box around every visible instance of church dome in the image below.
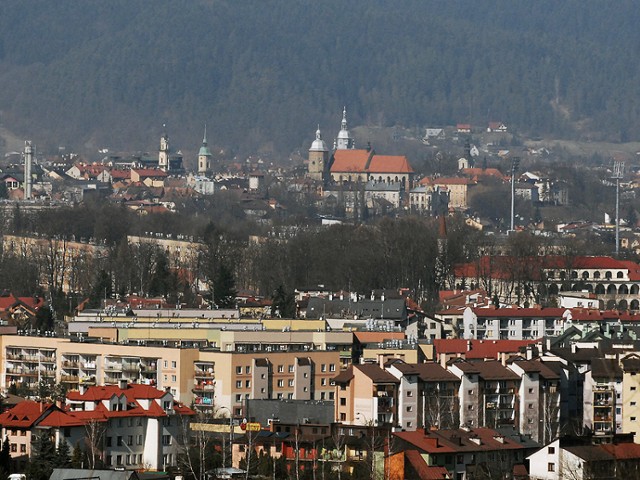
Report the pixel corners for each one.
[199,144,212,157]
[310,126,328,152]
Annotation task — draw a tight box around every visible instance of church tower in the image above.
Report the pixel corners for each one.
[335,106,354,150]
[308,125,329,182]
[197,124,212,174]
[158,124,170,171]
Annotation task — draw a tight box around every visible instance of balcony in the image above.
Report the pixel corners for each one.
[104,363,123,372]
[61,375,80,383]
[63,361,80,368]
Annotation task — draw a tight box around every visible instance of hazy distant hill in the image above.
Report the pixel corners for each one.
[1,0,639,158]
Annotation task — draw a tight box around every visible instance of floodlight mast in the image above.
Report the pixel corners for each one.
[613,160,624,257]
[510,157,520,233]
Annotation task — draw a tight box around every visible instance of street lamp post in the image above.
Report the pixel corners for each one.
[218,406,233,469]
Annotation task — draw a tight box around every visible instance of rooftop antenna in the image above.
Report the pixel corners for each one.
[612,160,624,257]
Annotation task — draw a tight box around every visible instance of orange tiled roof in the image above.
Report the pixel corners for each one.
[368,155,414,174]
[330,150,371,173]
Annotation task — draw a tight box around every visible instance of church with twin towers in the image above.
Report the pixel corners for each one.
[307,108,414,189]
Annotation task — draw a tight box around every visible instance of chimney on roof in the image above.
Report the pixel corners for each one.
[467,340,472,352]
[500,352,507,366]
[526,345,533,360]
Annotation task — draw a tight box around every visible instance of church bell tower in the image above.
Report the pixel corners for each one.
[308,125,329,182]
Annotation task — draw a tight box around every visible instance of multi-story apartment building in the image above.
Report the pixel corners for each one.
[463,307,567,340]
[0,335,199,403]
[448,360,520,430]
[621,354,640,442]
[583,358,622,438]
[196,350,340,417]
[333,364,400,426]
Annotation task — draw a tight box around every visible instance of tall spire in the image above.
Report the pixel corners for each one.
[336,106,354,150]
[203,124,208,145]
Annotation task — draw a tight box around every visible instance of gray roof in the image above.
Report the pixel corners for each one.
[306,297,406,320]
[49,469,139,480]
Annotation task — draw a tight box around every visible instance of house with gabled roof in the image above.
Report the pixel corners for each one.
[392,427,535,480]
[0,383,195,471]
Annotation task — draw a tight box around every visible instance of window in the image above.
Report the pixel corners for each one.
[261,373,266,379]
[329,364,336,372]
[278,365,284,373]
[468,390,474,395]
[288,379,294,387]
[246,366,251,374]
[20,444,26,453]
[406,406,413,412]
[236,366,242,374]
[632,402,637,406]
[236,380,242,388]
[106,455,112,466]
[162,435,172,446]
[171,375,176,382]
[236,394,242,402]
[303,372,308,378]
[127,435,133,446]
[137,435,143,445]
[171,361,177,368]
[632,387,637,391]
[117,436,123,446]
[303,387,308,392]
[245,380,251,388]
[548,447,555,454]
[407,391,413,397]
[528,388,534,394]
[468,405,474,410]
[126,454,131,465]
[321,378,327,386]
[340,398,346,406]
[10,444,16,453]
[548,463,555,472]
[128,418,133,427]
[288,393,294,399]
[117,455,123,466]
[407,422,412,428]
[289,365,294,373]
[261,388,266,393]
[321,364,327,372]
[529,404,534,409]
[632,417,637,422]
[164,360,168,368]
[278,379,284,387]
[106,437,112,447]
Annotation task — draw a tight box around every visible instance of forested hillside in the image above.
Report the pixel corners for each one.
[1,0,639,157]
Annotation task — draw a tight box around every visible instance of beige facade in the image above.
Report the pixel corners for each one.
[127,234,204,269]
[197,350,340,417]
[0,335,197,403]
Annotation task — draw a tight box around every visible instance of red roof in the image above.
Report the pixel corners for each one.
[132,168,168,178]
[110,169,131,180]
[330,150,371,173]
[454,255,640,281]
[601,443,640,460]
[368,155,414,174]
[0,401,51,428]
[66,383,166,402]
[0,293,44,312]
[405,450,450,479]
[433,339,538,359]
[432,177,473,186]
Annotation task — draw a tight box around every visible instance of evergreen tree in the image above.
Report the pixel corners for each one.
[213,262,237,308]
[87,269,113,309]
[70,443,84,468]
[26,433,56,480]
[54,440,72,467]
[0,436,11,473]
[272,285,295,318]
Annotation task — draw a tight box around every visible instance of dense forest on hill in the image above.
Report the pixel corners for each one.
[1,1,640,158]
